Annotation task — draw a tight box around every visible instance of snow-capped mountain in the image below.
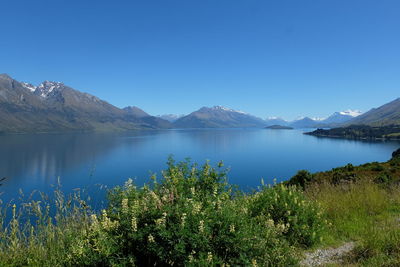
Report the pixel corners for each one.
[322,110,363,125]
[339,110,363,117]
[209,105,247,114]
[0,74,172,133]
[21,80,65,97]
[35,81,64,97]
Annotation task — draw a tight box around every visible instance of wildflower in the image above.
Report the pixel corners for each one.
[188,250,196,263]
[148,234,155,243]
[131,200,139,214]
[207,252,213,263]
[181,213,187,227]
[131,216,137,232]
[252,259,258,267]
[101,209,119,230]
[212,187,218,197]
[121,198,129,213]
[124,178,133,188]
[199,220,205,233]
[156,212,167,227]
[193,202,202,214]
[266,219,274,227]
[188,254,194,263]
[229,224,235,233]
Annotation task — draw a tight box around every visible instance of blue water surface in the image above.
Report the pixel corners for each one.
[0,128,399,205]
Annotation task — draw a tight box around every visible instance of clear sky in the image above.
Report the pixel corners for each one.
[1,0,399,120]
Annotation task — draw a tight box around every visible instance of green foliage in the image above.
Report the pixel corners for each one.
[97,158,297,266]
[287,170,313,189]
[392,148,400,159]
[306,180,400,265]
[1,158,322,266]
[249,183,325,247]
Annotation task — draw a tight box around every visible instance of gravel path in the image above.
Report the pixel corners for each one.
[301,242,355,266]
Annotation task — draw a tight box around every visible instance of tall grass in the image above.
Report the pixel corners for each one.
[306,180,400,265]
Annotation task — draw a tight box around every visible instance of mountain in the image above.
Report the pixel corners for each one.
[173,106,267,128]
[322,110,362,125]
[346,98,400,126]
[123,106,150,118]
[0,74,171,133]
[157,114,184,122]
[286,110,362,128]
[289,117,320,128]
[264,117,289,127]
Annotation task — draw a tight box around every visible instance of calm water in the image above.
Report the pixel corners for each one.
[0,129,399,204]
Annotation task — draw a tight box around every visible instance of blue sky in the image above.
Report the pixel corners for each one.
[1,0,399,120]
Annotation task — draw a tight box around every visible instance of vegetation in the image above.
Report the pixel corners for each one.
[265,125,294,130]
[1,151,399,266]
[0,158,324,266]
[289,149,400,265]
[305,125,400,140]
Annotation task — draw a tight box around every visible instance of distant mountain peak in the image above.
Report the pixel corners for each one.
[123,106,150,118]
[0,73,12,80]
[36,81,64,97]
[208,105,247,114]
[338,109,362,117]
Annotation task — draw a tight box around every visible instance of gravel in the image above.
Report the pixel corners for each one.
[301,242,355,266]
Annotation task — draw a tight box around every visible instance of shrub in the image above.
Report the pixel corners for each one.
[1,158,335,266]
[79,158,297,266]
[249,183,325,247]
[392,148,400,159]
[287,170,313,188]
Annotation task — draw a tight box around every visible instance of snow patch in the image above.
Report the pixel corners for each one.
[339,110,362,117]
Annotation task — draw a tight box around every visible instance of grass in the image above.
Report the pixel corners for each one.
[300,157,400,266]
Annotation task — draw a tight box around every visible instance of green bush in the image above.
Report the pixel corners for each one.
[249,183,325,247]
[287,170,313,188]
[88,158,297,266]
[0,158,331,266]
[392,148,400,159]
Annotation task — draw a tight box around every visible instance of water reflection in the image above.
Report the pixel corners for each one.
[0,129,398,203]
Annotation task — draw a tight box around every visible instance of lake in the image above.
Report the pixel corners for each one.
[0,128,399,204]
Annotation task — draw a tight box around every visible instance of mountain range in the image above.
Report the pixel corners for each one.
[264,110,363,128]
[1,73,398,133]
[0,74,171,133]
[344,98,400,126]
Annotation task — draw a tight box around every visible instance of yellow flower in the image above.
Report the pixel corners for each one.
[131,217,137,232]
[266,219,274,227]
[199,220,205,233]
[181,213,187,227]
[121,198,129,213]
[229,224,235,233]
[148,234,155,243]
[207,252,213,263]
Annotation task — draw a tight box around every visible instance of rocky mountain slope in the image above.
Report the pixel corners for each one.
[173,106,267,128]
[0,74,171,133]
